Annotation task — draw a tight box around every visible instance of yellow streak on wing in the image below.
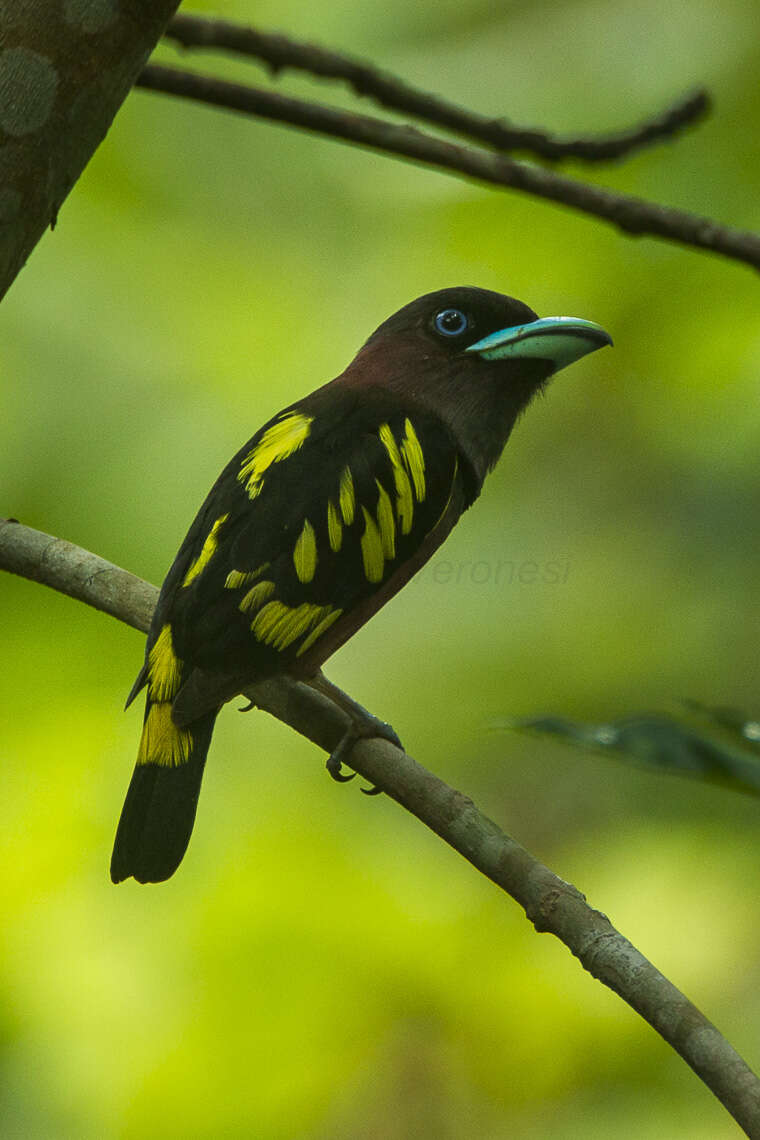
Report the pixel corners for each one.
[267,604,313,650]
[296,607,343,656]
[379,423,414,535]
[327,500,342,552]
[277,604,324,650]
[339,465,355,525]
[137,702,193,767]
[401,419,426,502]
[250,599,288,643]
[147,623,184,701]
[251,600,333,651]
[293,518,317,583]
[237,412,313,500]
[375,479,396,560]
[360,506,385,583]
[238,579,276,615]
[182,513,229,587]
[225,565,269,590]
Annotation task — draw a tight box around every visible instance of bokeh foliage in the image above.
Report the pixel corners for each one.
[2,0,760,1136]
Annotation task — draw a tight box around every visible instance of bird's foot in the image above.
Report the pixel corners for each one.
[307,671,402,794]
[326,715,403,795]
[238,698,256,713]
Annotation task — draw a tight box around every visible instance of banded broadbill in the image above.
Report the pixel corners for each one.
[111,286,611,883]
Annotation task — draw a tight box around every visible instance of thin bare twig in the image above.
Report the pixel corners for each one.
[136,64,760,272]
[2,516,760,1136]
[164,14,710,163]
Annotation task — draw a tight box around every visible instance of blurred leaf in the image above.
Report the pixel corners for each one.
[680,698,760,750]
[507,707,760,798]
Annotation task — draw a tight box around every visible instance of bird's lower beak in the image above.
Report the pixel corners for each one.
[465,316,612,371]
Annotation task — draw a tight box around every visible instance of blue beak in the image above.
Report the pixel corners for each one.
[465,316,612,372]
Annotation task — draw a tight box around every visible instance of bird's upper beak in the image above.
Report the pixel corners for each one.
[464,316,612,372]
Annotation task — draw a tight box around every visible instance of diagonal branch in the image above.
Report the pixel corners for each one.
[2,515,759,1136]
[135,64,760,273]
[163,14,710,163]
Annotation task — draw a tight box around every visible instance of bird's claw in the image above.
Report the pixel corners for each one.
[328,761,357,779]
[325,716,403,795]
[326,727,360,783]
[238,698,256,713]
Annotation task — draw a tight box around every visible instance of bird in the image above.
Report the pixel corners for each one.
[111,286,611,884]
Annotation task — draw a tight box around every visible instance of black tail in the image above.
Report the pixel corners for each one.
[110,710,217,883]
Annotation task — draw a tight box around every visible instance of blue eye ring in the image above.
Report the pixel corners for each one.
[434,308,468,338]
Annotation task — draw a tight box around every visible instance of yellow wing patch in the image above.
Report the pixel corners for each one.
[401,419,426,502]
[238,579,276,615]
[296,607,342,656]
[379,423,414,535]
[182,514,229,587]
[339,465,355,525]
[293,519,317,583]
[374,480,396,560]
[147,623,183,702]
[327,500,343,552]
[225,565,269,590]
[238,411,313,500]
[139,624,192,767]
[251,600,343,653]
[360,506,385,583]
[137,702,193,768]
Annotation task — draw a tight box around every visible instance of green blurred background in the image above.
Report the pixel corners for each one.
[2,0,760,1136]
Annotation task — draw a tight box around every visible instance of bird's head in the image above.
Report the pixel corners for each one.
[350,286,612,481]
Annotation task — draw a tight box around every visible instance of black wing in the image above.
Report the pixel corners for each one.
[135,388,473,720]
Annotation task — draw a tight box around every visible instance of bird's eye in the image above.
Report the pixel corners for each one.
[433,308,468,338]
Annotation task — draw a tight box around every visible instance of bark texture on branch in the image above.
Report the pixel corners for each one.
[164,14,710,163]
[136,64,760,273]
[0,0,181,300]
[1,516,759,1136]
